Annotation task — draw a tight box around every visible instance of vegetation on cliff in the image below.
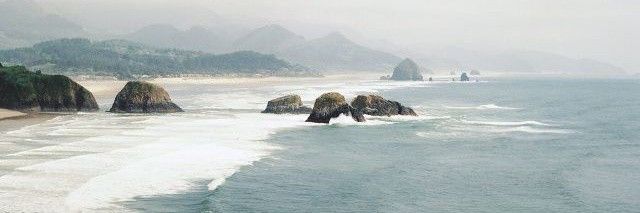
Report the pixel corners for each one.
[0,65,98,112]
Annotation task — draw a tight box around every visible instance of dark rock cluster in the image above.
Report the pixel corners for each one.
[305,92,353,123]
[350,95,417,121]
[293,92,417,124]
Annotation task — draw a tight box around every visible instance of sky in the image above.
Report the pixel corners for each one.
[37,0,639,71]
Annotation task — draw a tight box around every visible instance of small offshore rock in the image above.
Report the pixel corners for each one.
[109,81,183,113]
[460,72,470,81]
[262,94,312,114]
[390,58,423,81]
[305,92,352,123]
[351,95,417,121]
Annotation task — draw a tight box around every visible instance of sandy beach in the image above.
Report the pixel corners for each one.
[0,108,26,120]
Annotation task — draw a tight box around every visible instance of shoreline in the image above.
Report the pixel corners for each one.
[0,108,26,120]
[0,112,59,133]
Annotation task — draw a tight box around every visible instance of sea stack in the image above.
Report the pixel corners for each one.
[390,58,423,81]
[350,95,417,121]
[109,81,183,113]
[0,65,99,112]
[305,92,352,123]
[460,72,470,81]
[262,94,312,114]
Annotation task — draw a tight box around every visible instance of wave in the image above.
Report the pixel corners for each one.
[487,126,574,134]
[328,115,395,126]
[367,115,450,122]
[462,120,553,126]
[0,113,308,212]
[444,104,521,110]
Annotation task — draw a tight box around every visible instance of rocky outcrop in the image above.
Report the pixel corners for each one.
[109,81,183,113]
[0,65,99,112]
[460,72,470,81]
[262,94,312,114]
[350,95,417,121]
[305,92,353,123]
[390,58,423,81]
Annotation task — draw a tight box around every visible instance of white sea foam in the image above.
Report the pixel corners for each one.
[0,113,311,212]
[444,104,521,110]
[329,115,395,126]
[462,120,553,126]
[487,126,574,134]
[367,115,449,122]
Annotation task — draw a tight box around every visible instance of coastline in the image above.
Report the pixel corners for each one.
[0,111,59,133]
[0,75,360,132]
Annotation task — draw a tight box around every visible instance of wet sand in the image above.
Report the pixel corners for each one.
[0,108,26,120]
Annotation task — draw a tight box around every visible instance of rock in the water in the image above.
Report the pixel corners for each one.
[305,92,352,123]
[470,70,481,75]
[351,95,417,120]
[460,72,470,81]
[262,94,312,114]
[109,81,183,113]
[0,65,99,112]
[390,58,423,81]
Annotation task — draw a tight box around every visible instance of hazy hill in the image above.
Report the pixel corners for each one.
[233,25,306,54]
[417,47,625,75]
[278,32,401,71]
[123,24,232,53]
[233,25,401,71]
[0,38,316,79]
[0,0,86,49]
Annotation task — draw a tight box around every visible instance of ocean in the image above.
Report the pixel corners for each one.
[0,77,639,212]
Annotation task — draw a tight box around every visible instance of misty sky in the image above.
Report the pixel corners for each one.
[37,0,639,71]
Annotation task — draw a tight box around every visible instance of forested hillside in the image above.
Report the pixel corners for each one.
[0,38,317,79]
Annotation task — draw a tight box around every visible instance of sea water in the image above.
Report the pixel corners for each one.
[0,77,639,212]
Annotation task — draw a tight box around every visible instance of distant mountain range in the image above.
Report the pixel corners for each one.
[123,24,402,71]
[0,38,316,79]
[0,0,86,49]
[417,46,626,75]
[233,25,402,71]
[122,24,234,53]
[0,0,627,75]
[233,25,306,54]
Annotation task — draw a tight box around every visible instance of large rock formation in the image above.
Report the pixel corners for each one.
[109,81,183,113]
[390,58,423,81]
[460,72,470,81]
[305,92,353,123]
[350,95,417,121]
[262,94,312,114]
[0,65,99,112]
